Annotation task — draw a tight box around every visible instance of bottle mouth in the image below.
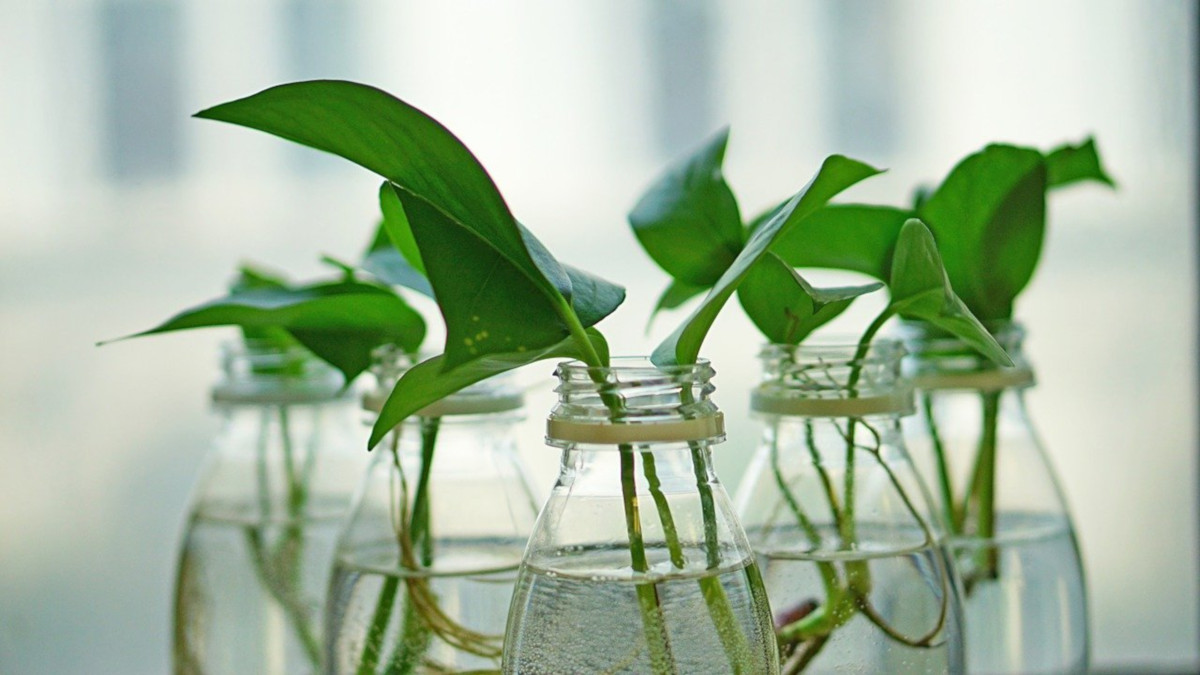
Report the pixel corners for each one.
[753,339,913,417]
[362,346,525,417]
[212,339,346,404]
[894,320,1033,390]
[547,357,723,446]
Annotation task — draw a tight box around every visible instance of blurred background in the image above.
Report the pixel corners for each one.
[1,0,1196,672]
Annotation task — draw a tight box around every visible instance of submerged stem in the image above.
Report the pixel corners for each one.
[923,392,961,535]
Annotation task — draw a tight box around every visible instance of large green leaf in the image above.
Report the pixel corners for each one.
[888,220,1011,366]
[975,163,1047,319]
[107,279,426,382]
[916,144,1045,320]
[393,187,573,371]
[770,204,910,280]
[737,253,882,344]
[369,333,596,448]
[377,181,426,275]
[196,80,561,303]
[388,185,623,371]
[629,128,745,286]
[652,155,882,366]
[1045,136,1116,189]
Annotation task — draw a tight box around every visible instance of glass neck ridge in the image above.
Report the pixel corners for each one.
[546,357,725,446]
[752,340,913,417]
[211,339,346,404]
[361,346,524,417]
[897,320,1035,392]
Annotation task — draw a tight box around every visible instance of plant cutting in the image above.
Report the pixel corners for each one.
[763,138,1114,672]
[105,263,424,673]
[629,130,1011,671]
[321,194,538,675]
[193,79,882,673]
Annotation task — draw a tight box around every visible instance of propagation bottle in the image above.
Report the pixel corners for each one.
[173,339,367,675]
[734,340,965,674]
[325,348,540,674]
[503,357,779,675]
[900,322,1088,674]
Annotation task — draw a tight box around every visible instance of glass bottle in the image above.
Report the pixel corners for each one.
[503,358,779,675]
[326,348,539,674]
[174,339,367,675]
[900,322,1088,674]
[735,341,965,674]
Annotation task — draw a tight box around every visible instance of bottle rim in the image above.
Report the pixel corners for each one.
[212,338,347,405]
[547,356,723,446]
[753,338,913,417]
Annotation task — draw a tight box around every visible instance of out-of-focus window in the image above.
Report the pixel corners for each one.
[0,2,1194,672]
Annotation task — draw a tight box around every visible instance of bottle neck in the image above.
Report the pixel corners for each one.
[752,340,913,419]
[362,347,526,419]
[898,320,1035,392]
[546,357,725,448]
[211,339,346,405]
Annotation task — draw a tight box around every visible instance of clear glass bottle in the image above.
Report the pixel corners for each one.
[174,340,367,675]
[900,322,1088,674]
[326,348,539,674]
[503,358,779,675]
[735,341,964,674]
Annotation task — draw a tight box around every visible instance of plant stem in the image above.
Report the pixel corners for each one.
[243,405,322,668]
[621,447,676,672]
[923,392,961,535]
[383,417,440,673]
[966,391,1001,587]
[641,449,686,569]
[357,432,407,674]
[561,308,681,672]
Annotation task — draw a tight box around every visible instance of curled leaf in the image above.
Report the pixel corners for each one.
[888,220,1012,366]
[738,253,882,345]
[652,155,882,366]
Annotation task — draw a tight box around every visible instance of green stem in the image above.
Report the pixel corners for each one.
[640,449,687,569]
[384,418,440,672]
[357,433,406,675]
[690,442,754,673]
[357,576,400,675]
[243,406,321,668]
[410,418,441,567]
[562,307,680,672]
[922,392,961,535]
[622,448,676,672]
[968,391,1002,586]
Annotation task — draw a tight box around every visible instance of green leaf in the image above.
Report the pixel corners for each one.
[652,155,883,366]
[738,253,881,344]
[394,188,571,371]
[887,220,1012,366]
[196,80,562,303]
[629,128,744,286]
[369,335,592,448]
[229,265,296,348]
[976,163,1047,319]
[563,265,625,328]
[917,144,1046,321]
[377,182,426,275]
[770,204,910,281]
[1045,136,1116,189]
[360,247,434,298]
[106,280,427,383]
[231,264,289,293]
